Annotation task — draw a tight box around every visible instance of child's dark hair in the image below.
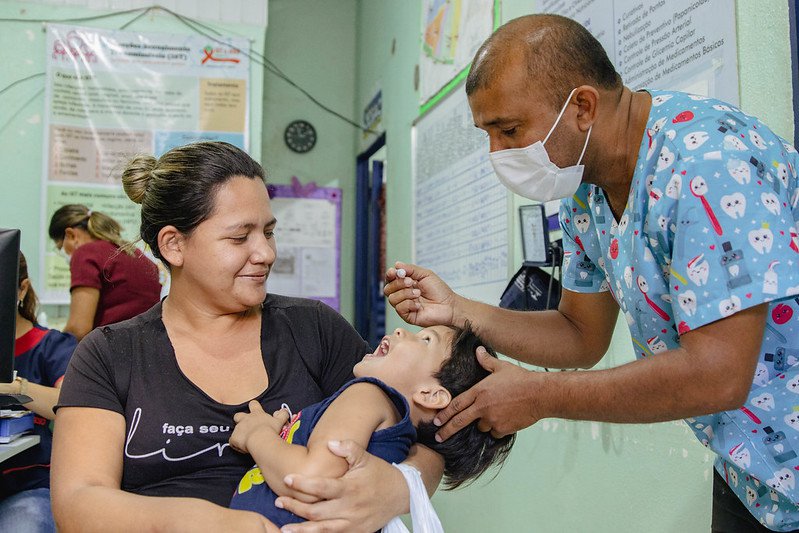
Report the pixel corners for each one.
[416,325,516,489]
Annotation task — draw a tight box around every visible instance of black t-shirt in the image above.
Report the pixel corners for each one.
[56,294,370,507]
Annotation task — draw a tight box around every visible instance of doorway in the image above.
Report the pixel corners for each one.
[354,134,386,347]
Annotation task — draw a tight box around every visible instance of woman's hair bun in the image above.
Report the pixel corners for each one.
[122,154,158,205]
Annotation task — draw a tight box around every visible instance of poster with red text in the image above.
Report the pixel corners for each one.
[41,24,250,302]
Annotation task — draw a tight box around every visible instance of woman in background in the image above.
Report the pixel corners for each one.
[48,205,161,340]
[0,251,77,533]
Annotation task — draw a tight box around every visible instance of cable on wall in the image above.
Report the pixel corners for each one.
[0,5,376,133]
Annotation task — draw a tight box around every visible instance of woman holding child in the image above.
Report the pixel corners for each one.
[51,142,443,532]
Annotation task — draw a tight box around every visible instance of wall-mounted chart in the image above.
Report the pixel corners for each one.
[539,0,738,103]
[412,84,509,303]
[267,179,342,311]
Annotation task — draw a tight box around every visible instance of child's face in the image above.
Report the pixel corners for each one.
[353,326,455,396]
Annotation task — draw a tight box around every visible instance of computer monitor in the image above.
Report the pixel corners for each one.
[519,204,553,266]
[0,228,20,383]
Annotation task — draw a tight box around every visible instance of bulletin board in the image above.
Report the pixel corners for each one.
[538,0,739,104]
[267,179,342,311]
[40,23,250,303]
[419,0,500,115]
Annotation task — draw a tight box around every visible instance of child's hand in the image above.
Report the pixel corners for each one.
[230,401,290,454]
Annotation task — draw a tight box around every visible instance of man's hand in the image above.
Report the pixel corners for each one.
[434,347,543,440]
[384,261,460,327]
[275,440,407,533]
[230,401,290,454]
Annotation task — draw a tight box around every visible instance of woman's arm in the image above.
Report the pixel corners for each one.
[230,383,394,502]
[275,440,444,533]
[63,287,100,340]
[0,378,62,420]
[51,406,278,533]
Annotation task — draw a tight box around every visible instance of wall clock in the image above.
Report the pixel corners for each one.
[284,119,317,153]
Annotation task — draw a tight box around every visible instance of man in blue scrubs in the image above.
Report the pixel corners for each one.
[385,14,799,531]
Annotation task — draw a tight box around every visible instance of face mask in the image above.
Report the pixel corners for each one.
[489,87,592,202]
[56,247,71,265]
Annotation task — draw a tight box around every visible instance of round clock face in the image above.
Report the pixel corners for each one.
[284,120,317,153]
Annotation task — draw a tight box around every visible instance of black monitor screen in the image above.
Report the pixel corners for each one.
[0,228,20,383]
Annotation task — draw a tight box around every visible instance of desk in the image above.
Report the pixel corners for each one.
[0,434,40,462]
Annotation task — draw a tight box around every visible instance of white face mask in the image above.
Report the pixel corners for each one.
[56,247,71,265]
[489,87,592,202]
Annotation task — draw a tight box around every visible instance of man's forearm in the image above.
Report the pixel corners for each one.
[454,297,604,368]
[525,296,766,425]
[540,347,747,424]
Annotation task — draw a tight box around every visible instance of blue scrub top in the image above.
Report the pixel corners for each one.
[559,90,799,530]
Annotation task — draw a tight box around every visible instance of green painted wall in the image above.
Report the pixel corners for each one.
[354,1,795,532]
[263,0,358,321]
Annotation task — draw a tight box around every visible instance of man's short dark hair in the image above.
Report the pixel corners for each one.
[416,325,516,489]
[466,14,622,108]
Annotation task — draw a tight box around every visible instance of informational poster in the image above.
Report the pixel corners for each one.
[267,180,342,311]
[419,0,496,114]
[412,85,509,303]
[41,24,250,302]
[539,0,739,104]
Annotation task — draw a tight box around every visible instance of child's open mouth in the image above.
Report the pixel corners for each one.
[366,337,390,358]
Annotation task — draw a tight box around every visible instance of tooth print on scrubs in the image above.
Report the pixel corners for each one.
[559,90,799,530]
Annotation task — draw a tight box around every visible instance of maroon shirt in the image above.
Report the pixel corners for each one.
[70,240,161,327]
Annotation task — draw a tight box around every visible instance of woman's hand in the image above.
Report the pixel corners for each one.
[384,262,460,328]
[275,440,408,533]
[0,379,22,395]
[230,401,290,454]
[0,378,61,420]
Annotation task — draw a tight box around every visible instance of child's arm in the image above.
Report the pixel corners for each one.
[230,382,398,502]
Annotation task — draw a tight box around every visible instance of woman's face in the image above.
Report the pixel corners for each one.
[55,227,83,257]
[178,175,277,312]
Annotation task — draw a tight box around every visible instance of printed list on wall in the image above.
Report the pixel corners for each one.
[41,24,250,302]
[540,0,738,104]
[412,86,509,303]
[267,185,342,312]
